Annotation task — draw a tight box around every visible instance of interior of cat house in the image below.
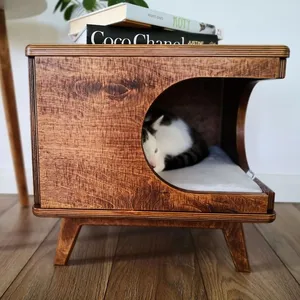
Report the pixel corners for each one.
[141,78,262,194]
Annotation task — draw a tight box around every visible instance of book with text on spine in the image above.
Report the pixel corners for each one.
[68,2,223,40]
[74,24,219,45]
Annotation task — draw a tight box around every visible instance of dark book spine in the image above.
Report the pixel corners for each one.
[86,24,218,45]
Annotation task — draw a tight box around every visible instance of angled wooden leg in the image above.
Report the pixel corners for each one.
[0,9,29,206]
[54,218,82,265]
[222,222,250,272]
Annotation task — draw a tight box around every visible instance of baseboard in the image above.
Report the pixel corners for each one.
[0,169,299,203]
[256,174,300,202]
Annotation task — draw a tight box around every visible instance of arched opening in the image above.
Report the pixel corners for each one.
[141,78,262,193]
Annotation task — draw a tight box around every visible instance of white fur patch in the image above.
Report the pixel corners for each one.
[142,118,193,172]
[156,119,192,156]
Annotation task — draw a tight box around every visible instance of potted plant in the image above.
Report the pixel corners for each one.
[54,0,148,21]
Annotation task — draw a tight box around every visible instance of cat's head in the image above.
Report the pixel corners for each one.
[142,115,164,168]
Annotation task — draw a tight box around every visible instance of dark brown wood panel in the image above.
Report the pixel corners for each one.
[151,78,223,146]
[54,218,82,265]
[33,206,276,223]
[191,224,300,299]
[256,203,300,283]
[221,79,257,170]
[33,56,269,213]
[0,204,57,297]
[222,223,250,272]
[2,223,120,300]
[104,227,207,300]
[254,177,275,211]
[29,57,40,205]
[26,44,290,59]
[279,58,287,77]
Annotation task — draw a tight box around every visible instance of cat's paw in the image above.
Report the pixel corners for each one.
[154,163,165,173]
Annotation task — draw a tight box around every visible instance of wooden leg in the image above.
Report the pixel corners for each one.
[54,218,82,266]
[222,223,250,272]
[0,9,29,206]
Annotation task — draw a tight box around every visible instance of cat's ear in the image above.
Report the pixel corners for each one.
[152,115,164,129]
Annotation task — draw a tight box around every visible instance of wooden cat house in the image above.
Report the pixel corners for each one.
[26,44,289,272]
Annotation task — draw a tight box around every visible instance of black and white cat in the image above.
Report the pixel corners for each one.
[142,109,209,173]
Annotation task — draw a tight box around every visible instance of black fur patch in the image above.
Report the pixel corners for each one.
[143,108,209,171]
[164,127,209,171]
[141,128,149,143]
[143,108,177,135]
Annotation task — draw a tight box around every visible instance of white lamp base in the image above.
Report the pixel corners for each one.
[3,0,47,19]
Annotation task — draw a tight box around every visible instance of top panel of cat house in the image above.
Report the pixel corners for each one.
[26,45,289,221]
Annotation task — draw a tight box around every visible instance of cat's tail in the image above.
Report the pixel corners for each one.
[164,129,209,171]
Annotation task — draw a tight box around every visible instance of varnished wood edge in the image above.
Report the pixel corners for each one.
[279,58,287,78]
[236,80,258,171]
[25,44,290,58]
[234,81,275,211]
[32,205,276,223]
[28,58,40,205]
[55,217,229,229]
[254,177,275,211]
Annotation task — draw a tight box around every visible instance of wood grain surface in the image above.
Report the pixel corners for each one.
[191,224,300,299]
[254,177,275,211]
[221,79,257,170]
[32,56,270,213]
[32,206,276,223]
[29,57,40,206]
[51,217,257,267]
[0,204,57,297]
[54,218,82,265]
[104,227,207,300]
[222,223,250,272]
[256,203,300,283]
[25,44,290,60]
[2,223,120,300]
[0,194,17,215]
[49,217,242,267]
[1,196,300,300]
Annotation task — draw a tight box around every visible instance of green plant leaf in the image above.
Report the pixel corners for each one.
[83,0,97,11]
[130,0,148,8]
[64,4,77,20]
[108,0,123,6]
[60,0,71,12]
[54,0,63,12]
[108,0,148,7]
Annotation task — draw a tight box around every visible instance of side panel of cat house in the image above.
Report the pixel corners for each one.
[31,55,280,213]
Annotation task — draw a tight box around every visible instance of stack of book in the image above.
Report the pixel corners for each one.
[68,3,223,45]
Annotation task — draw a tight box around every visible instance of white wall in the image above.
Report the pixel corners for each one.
[0,0,299,201]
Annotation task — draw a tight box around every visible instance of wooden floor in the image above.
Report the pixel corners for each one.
[1,195,300,300]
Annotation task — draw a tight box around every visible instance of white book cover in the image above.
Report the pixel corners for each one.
[68,3,223,38]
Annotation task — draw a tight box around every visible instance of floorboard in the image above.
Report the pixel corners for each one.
[191,224,300,300]
[104,227,207,300]
[1,195,300,300]
[2,223,120,300]
[0,203,57,298]
[0,194,18,216]
[256,203,300,284]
